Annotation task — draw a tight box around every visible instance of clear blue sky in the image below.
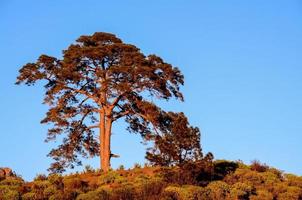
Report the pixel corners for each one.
[1,1,302,181]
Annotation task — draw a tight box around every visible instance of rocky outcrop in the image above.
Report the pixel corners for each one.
[0,167,13,179]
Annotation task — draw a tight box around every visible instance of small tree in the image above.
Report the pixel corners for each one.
[146,112,203,167]
[16,32,184,172]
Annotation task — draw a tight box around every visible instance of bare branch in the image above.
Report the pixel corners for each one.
[87,124,99,129]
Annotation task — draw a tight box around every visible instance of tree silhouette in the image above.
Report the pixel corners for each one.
[16,32,184,172]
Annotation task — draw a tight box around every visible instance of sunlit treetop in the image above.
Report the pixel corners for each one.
[16,32,184,172]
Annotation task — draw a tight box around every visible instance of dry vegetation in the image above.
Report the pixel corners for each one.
[12,32,302,200]
[1,160,302,200]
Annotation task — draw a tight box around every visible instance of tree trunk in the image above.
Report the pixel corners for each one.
[99,110,106,171]
[103,117,112,172]
[99,108,112,172]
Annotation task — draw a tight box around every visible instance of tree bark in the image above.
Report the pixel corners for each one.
[99,110,106,171]
[99,107,113,172]
[103,116,112,172]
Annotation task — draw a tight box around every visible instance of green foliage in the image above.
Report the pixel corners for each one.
[118,165,125,170]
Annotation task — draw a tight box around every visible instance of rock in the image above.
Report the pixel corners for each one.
[0,167,13,179]
[0,169,5,178]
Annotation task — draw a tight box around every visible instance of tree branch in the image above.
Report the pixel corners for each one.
[112,110,130,121]
[87,124,100,129]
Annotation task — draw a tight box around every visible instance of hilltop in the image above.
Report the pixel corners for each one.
[0,160,302,200]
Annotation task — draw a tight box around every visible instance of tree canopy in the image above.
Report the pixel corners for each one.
[16,32,184,172]
[146,112,203,166]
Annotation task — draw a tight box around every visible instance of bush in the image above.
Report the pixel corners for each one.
[84,165,95,173]
[277,186,302,200]
[43,185,57,198]
[1,189,20,200]
[135,177,165,199]
[64,177,88,191]
[160,157,214,186]
[0,185,20,200]
[48,174,64,190]
[213,160,238,180]
[48,191,65,200]
[133,163,142,169]
[99,171,126,185]
[22,192,36,200]
[285,174,302,188]
[118,165,125,170]
[250,160,269,173]
[34,174,48,181]
[162,185,208,200]
[249,190,273,200]
[0,177,24,187]
[206,181,230,199]
[111,184,135,200]
[228,182,255,200]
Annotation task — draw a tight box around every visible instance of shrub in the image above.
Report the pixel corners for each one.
[34,174,48,181]
[64,177,88,191]
[48,191,65,200]
[22,192,36,200]
[277,186,302,200]
[0,185,21,200]
[99,171,126,185]
[213,160,238,180]
[249,190,273,200]
[118,165,125,170]
[206,181,230,199]
[285,174,302,187]
[30,180,50,200]
[133,163,142,169]
[160,157,214,186]
[84,165,95,173]
[0,177,24,187]
[161,185,207,200]
[1,189,20,200]
[135,177,165,199]
[228,182,255,200]
[43,185,57,198]
[111,184,135,200]
[48,174,64,190]
[224,168,265,186]
[250,160,269,173]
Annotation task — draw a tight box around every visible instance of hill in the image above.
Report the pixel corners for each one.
[0,160,302,200]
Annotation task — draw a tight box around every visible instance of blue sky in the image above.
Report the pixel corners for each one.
[1,1,302,180]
